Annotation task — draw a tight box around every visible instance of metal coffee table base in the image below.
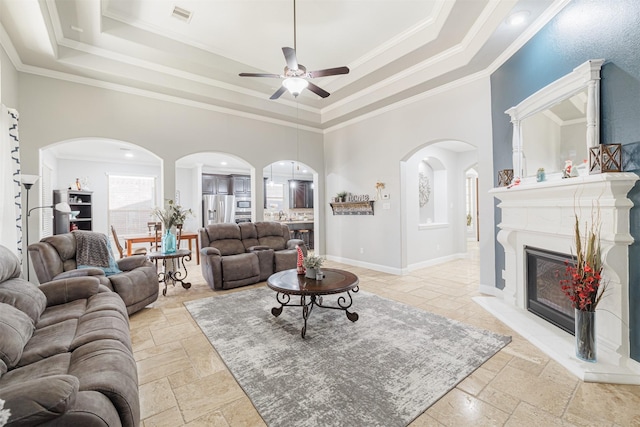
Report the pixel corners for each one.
[271,287,359,338]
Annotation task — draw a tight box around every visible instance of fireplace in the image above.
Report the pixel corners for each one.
[525,247,574,334]
[483,172,640,384]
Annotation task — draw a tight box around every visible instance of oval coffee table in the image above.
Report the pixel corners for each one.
[266,268,359,338]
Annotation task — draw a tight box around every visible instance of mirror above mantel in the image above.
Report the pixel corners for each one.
[505,59,604,181]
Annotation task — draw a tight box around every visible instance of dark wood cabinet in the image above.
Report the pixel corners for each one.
[202,174,232,195]
[232,175,251,197]
[288,180,313,208]
[54,190,93,234]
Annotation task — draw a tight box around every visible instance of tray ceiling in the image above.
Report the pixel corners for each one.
[1,0,562,129]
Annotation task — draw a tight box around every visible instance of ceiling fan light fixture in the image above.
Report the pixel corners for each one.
[282,77,308,97]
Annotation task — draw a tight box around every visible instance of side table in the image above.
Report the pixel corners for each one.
[147,249,192,296]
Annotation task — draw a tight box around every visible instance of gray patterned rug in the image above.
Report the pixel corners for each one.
[185,287,510,427]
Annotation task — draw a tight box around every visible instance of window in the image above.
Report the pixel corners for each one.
[108,175,156,234]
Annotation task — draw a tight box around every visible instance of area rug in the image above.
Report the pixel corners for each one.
[185,287,511,427]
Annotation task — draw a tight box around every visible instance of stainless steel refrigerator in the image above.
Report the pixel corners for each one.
[202,195,236,225]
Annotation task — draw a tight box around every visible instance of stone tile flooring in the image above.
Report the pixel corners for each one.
[131,245,640,426]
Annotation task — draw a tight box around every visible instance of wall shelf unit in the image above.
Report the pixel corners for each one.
[54,190,93,234]
[329,201,375,215]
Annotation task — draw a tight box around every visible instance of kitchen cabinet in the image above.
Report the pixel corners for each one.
[202,174,231,195]
[54,190,93,234]
[288,180,313,209]
[232,175,251,197]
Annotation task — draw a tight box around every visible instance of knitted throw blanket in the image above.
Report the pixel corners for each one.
[73,230,110,268]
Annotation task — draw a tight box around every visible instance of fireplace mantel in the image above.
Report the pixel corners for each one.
[480,172,640,383]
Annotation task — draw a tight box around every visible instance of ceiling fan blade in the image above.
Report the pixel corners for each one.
[270,86,287,100]
[306,82,330,98]
[239,72,282,78]
[307,66,350,78]
[282,47,299,71]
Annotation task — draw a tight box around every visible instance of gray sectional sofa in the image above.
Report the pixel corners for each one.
[0,244,139,426]
[199,221,307,290]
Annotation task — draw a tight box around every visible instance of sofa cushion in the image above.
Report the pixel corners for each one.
[37,299,87,329]
[0,302,35,369]
[0,374,79,425]
[0,277,47,324]
[0,353,72,384]
[42,233,79,271]
[239,222,260,250]
[221,253,260,282]
[205,223,246,255]
[0,245,22,283]
[19,319,78,366]
[274,250,298,272]
[255,222,287,250]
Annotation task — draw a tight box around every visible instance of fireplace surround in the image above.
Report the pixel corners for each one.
[479,172,640,384]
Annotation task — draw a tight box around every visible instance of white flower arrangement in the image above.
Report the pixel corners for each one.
[0,399,11,426]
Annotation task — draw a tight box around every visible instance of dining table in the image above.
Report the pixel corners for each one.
[122,231,200,264]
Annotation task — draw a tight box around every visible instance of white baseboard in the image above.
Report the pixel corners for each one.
[407,252,466,272]
[324,255,405,275]
[325,252,470,276]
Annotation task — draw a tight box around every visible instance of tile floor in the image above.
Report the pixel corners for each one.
[130,244,640,426]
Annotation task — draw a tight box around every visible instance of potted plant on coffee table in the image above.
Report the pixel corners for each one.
[303,254,325,279]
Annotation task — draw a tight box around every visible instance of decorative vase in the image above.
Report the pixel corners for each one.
[536,169,545,182]
[575,309,596,362]
[305,267,316,279]
[161,229,177,254]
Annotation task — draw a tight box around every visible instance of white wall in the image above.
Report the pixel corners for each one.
[324,77,494,285]
[176,166,200,232]
[0,44,18,108]
[17,74,326,253]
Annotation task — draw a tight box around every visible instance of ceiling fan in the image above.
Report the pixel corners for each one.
[238,0,349,100]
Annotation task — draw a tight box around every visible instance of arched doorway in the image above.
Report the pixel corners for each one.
[263,160,318,251]
[401,140,477,271]
[39,138,162,239]
[176,152,253,229]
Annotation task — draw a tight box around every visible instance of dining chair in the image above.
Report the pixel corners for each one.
[148,222,162,251]
[110,225,147,258]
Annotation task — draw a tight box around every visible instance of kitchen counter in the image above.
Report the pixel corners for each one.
[278,221,313,249]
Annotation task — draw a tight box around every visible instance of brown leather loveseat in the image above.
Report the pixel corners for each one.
[199,221,307,290]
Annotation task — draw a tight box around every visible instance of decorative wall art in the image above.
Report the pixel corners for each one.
[419,172,431,207]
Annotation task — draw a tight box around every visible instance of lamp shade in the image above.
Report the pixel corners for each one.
[282,77,308,97]
[54,202,72,213]
[20,174,40,189]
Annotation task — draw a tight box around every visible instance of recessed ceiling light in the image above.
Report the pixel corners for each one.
[279,162,285,166]
[507,10,530,26]
[220,161,228,166]
[125,152,134,158]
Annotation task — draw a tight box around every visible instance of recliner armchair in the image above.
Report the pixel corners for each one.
[28,232,159,315]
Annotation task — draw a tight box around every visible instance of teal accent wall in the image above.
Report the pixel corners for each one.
[491,0,640,360]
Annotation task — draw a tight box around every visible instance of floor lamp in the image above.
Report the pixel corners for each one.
[21,174,71,281]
